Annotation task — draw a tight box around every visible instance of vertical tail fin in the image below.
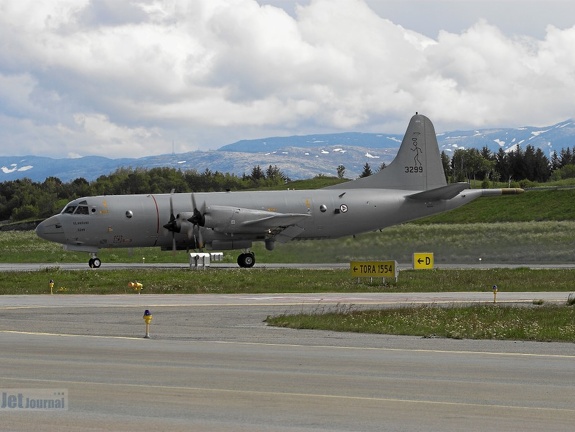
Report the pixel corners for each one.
[327,114,447,191]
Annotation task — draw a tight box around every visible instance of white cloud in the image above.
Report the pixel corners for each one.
[0,0,574,159]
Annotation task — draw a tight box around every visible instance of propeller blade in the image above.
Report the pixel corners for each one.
[198,227,204,249]
[162,190,181,233]
[161,190,178,255]
[191,192,197,214]
[188,191,206,250]
[189,192,206,226]
[192,224,205,250]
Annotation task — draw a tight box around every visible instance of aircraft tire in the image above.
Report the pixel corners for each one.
[237,253,256,268]
[244,253,255,268]
[89,258,102,268]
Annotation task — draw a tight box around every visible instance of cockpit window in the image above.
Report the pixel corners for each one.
[61,200,89,215]
[75,205,89,215]
[75,200,89,215]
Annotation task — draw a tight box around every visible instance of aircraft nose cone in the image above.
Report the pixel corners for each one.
[36,216,66,244]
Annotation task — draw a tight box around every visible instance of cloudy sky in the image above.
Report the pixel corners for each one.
[1,0,574,159]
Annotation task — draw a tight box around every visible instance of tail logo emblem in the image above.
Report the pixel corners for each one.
[405,135,424,173]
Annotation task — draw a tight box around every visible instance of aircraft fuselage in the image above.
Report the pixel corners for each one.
[35,187,484,253]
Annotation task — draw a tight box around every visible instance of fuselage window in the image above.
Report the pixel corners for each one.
[63,206,76,214]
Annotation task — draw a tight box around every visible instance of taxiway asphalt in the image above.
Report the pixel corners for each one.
[1,293,574,431]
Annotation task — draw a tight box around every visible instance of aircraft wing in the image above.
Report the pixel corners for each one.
[204,205,310,235]
[406,183,469,201]
[241,212,311,229]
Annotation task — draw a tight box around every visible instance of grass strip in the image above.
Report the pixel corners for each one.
[1,268,575,295]
[265,304,575,342]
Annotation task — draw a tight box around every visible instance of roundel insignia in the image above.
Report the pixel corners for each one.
[340,204,348,213]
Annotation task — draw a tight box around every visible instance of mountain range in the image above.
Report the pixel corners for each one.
[1,119,574,183]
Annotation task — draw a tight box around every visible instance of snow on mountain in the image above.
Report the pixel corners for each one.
[1,119,573,183]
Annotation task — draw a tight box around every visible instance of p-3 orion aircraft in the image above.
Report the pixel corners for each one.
[36,114,522,268]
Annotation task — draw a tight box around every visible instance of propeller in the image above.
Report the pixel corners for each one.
[162,190,179,253]
[188,192,206,249]
[162,191,207,252]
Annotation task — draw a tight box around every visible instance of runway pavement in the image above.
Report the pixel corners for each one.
[1,293,574,431]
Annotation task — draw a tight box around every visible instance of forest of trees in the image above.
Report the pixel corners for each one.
[443,144,575,186]
[2,143,575,223]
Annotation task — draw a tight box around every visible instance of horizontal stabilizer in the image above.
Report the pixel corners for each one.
[407,183,469,201]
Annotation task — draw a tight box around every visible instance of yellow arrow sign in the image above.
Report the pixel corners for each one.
[413,252,434,269]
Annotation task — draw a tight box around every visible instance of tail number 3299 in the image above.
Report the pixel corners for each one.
[405,166,423,173]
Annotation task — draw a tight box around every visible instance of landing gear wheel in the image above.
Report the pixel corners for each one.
[237,252,255,268]
[89,258,102,268]
[243,253,255,268]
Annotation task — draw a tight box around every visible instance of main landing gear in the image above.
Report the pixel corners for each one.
[88,254,102,268]
[237,252,256,268]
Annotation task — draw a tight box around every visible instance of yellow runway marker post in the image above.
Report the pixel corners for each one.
[143,309,153,339]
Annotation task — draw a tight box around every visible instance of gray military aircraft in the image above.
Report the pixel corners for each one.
[35,113,522,268]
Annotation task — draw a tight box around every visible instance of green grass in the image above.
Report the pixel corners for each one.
[1,268,574,295]
[0,268,356,295]
[265,304,575,342]
[414,189,575,223]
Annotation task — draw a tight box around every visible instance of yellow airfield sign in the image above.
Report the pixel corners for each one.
[413,252,434,269]
[350,260,398,279]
